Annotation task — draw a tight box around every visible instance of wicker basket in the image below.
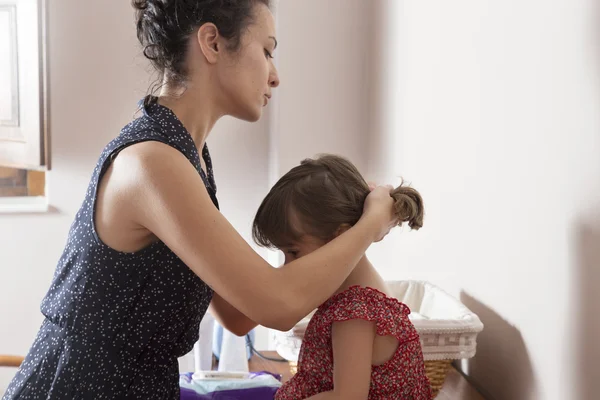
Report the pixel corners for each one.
[424,360,453,397]
[388,281,483,397]
[274,281,483,398]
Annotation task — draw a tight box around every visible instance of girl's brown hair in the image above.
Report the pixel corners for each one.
[252,154,424,248]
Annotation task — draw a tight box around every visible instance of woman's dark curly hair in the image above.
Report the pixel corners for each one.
[132,0,271,87]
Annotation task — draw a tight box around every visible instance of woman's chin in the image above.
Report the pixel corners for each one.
[235,106,263,123]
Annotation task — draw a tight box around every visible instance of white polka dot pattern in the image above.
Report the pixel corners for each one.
[3,97,218,399]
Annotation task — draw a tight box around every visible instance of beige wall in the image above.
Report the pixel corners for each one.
[272,0,373,176]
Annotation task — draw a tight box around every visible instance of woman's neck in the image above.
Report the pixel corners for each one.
[157,80,223,151]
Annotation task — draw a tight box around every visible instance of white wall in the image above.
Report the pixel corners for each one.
[273,0,372,175]
[367,1,600,399]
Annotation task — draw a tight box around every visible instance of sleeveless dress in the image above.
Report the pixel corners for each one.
[275,286,433,400]
[3,98,218,400]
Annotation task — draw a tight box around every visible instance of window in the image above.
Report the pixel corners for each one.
[0,0,49,211]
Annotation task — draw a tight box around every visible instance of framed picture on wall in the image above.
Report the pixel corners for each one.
[0,0,49,169]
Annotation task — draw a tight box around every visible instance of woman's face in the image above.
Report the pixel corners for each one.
[215,3,280,122]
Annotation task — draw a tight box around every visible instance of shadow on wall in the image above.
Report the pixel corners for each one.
[460,292,538,400]
[575,220,600,400]
[577,3,600,399]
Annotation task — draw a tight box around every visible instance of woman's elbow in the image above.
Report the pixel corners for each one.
[269,318,297,332]
[228,325,253,337]
[258,313,297,332]
[255,299,302,332]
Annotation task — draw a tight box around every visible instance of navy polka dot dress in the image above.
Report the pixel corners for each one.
[3,97,218,399]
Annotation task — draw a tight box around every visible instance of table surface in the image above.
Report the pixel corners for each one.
[248,351,486,400]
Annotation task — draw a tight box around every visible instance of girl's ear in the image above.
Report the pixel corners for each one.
[333,224,352,239]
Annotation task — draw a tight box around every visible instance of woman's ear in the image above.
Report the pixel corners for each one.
[197,23,220,64]
[333,224,352,238]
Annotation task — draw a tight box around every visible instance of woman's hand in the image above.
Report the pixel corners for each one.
[362,185,397,242]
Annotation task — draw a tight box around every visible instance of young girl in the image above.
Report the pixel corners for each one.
[253,155,433,400]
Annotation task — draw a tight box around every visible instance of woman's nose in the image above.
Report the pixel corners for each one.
[269,67,280,88]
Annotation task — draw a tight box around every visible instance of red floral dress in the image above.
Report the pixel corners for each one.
[275,286,433,400]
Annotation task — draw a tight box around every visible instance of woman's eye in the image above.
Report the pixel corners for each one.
[264,49,273,59]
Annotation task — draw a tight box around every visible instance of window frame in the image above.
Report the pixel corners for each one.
[0,0,50,170]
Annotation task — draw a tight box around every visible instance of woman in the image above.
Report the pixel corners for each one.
[3,1,399,399]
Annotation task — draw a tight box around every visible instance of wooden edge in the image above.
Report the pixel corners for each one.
[0,355,25,367]
[27,169,45,196]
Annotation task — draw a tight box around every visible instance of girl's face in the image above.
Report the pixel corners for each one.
[279,235,327,265]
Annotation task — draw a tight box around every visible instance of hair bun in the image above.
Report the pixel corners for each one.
[391,183,424,230]
[132,0,149,11]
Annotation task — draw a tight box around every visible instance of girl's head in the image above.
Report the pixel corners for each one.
[133,0,280,121]
[252,155,424,263]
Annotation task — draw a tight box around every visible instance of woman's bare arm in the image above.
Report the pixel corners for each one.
[208,294,258,336]
[114,142,392,330]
